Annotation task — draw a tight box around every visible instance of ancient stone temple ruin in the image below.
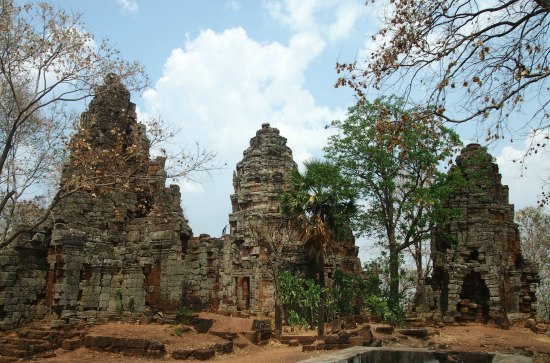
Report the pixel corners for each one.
[0,75,194,329]
[223,123,299,314]
[0,78,364,329]
[422,144,540,324]
[220,123,363,315]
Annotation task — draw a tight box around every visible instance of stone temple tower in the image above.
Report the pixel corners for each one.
[426,144,539,324]
[229,123,298,238]
[223,123,298,314]
[220,123,364,316]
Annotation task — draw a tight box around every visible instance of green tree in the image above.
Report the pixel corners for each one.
[280,160,356,337]
[325,97,462,311]
[516,206,550,318]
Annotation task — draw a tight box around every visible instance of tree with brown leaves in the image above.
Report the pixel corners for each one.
[337,0,549,200]
[0,1,216,250]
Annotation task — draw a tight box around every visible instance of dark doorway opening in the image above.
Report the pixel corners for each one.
[457,271,490,322]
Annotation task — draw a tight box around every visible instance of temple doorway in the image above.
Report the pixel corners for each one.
[235,276,251,311]
[456,271,490,322]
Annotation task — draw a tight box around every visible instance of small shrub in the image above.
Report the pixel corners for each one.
[173,325,185,336]
[176,306,194,324]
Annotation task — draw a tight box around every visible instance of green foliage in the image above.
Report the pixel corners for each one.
[280,159,357,258]
[280,269,408,328]
[280,159,357,337]
[331,270,361,318]
[176,306,194,324]
[324,96,462,308]
[325,96,461,241]
[173,325,185,336]
[279,271,321,329]
[287,310,309,332]
[361,263,407,326]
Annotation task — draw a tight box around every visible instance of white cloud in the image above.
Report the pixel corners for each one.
[328,1,364,42]
[142,27,343,235]
[494,135,550,209]
[267,0,367,42]
[226,0,240,10]
[117,0,139,14]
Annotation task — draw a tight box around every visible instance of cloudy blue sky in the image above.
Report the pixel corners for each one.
[50,0,548,258]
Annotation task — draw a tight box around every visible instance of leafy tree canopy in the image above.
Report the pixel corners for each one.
[324,96,463,307]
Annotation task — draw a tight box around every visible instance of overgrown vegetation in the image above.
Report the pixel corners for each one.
[279,269,407,331]
[325,96,462,313]
[280,160,356,337]
[176,306,195,324]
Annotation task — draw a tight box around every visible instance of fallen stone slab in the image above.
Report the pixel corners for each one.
[252,319,271,331]
[172,349,193,360]
[194,318,214,333]
[193,347,215,360]
[375,325,394,334]
[61,338,82,351]
[213,340,233,354]
[210,331,238,340]
[243,330,271,344]
[336,331,351,344]
[354,325,373,340]
[397,328,429,339]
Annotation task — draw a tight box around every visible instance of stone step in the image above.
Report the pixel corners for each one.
[210,331,238,340]
[0,344,31,358]
[3,338,54,353]
[17,328,63,341]
[279,335,317,345]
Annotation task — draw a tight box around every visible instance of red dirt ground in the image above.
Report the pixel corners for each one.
[30,312,550,363]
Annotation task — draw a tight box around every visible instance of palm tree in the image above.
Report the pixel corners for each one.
[280,160,356,337]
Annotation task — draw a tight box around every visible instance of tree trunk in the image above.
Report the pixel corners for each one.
[388,231,400,311]
[274,277,282,338]
[414,240,424,291]
[317,254,325,338]
[274,301,282,338]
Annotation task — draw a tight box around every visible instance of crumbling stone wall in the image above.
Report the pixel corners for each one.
[181,234,225,312]
[47,76,193,324]
[424,144,539,324]
[0,232,50,330]
[0,76,193,328]
[0,83,364,330]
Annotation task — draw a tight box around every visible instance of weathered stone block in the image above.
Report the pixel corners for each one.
[193,348,215,360]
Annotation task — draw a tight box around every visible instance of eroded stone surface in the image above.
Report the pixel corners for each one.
[0,85,363,330]
[0,76,192,329]
[419,144,540,324]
